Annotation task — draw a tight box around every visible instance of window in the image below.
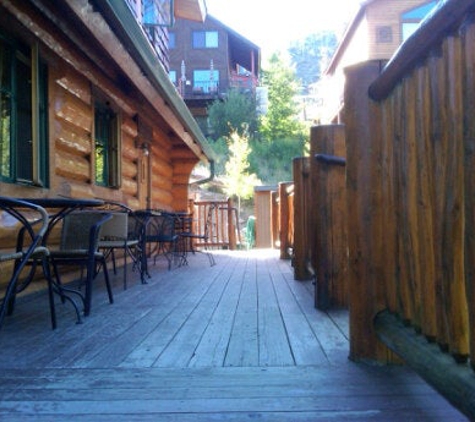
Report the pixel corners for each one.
[401,1,437,41]
[169,70,177,84]
[192,31,218,49]
[142,0,174,27]
[0,35,49,187]
[169,32,175,49]
[193,70,219,93]
[94,102,120,188]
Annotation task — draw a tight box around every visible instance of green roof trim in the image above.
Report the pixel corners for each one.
[94,0,214,161]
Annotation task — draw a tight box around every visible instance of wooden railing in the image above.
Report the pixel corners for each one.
[278,182,294,260]
[188,199,240,250]
[342,0,475,417]
[287,125,349,310]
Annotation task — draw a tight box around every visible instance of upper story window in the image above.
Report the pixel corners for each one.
[169,32,176,49]
[94,101,120,188]
[169,70,177,84]
[401,1,437,41]
[0,34,49,187]
[192,31,218,49]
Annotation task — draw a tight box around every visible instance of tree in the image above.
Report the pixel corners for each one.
[259,52,304,142]
[288,31,338,91]
[222,130,261,217]
[207,89,258,140]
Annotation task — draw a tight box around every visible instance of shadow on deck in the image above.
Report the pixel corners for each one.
[0,249,467,421]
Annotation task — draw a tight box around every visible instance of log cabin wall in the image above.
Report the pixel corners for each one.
[344,0,475,365]
[0,0,211,288]
[0,0,209,212]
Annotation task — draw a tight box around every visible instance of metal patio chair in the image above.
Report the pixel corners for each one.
[0,197,57,330]
[146,212,180,271]
[49,211,113,316]
[99,211,141,290]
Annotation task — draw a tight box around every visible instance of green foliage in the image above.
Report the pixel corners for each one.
[250,135,306,184]
[288,31,338,91]
[208,136,228,176]
[207,89,258,140]
[223,131,261,202]
[259,53,304,141]
[206,53,310,186]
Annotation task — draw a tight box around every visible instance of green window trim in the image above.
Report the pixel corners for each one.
[0,35,49,187]
[94,102,121,188]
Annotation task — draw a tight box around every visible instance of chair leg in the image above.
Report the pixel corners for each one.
[42,258,57,330]
[123,250,127,290]
[101,259,114,305]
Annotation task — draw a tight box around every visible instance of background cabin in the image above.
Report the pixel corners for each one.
[169,15,261,137]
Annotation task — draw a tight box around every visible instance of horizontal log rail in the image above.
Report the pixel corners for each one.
[375,310,475,420]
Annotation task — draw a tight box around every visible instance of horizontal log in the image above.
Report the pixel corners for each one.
[368,0,475,101]
[314,154,346,166]
[374,310,475,420]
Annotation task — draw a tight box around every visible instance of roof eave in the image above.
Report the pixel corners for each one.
[95,0,214,162]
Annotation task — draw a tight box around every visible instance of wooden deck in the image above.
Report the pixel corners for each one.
[0,249,467,421]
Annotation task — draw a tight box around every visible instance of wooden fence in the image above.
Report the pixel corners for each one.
[310,125,348,310]
[343,0,475,417]
[278,182,294,260]
[286,126,349,309]
[188,199,240,250]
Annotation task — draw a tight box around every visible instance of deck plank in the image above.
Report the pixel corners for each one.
[0,249,468,421]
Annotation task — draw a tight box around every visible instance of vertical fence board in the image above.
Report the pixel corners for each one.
[415,64,438,341]
[442,36,469,361]
[380,97,398,314]
[428,51,451,351]
[462,15,475,370]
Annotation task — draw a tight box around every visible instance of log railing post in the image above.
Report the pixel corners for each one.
[310,125,348,310]
[344,61,389,362]
[279,181,293,259]
[292,156,313,280]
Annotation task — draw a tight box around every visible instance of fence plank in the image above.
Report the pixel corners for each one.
[462,13,475,371]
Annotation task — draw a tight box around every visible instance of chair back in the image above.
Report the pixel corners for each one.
[100,212,128,241]
[60,212,111,251]
[157,214,177,241]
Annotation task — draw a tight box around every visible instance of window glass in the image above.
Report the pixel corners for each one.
[169,32,175,49]
[0,35,48,186]
[94,102,120,188]
[402,2,436,19]
[192,31,218,48]
[193,70,219,92]
[169,70,177,84]
[205,31,218,48]
[401,1,438,41]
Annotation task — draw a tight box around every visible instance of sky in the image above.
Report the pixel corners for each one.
[205,0,362,60]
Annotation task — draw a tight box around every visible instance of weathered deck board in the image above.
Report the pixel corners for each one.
[0,249,468,421]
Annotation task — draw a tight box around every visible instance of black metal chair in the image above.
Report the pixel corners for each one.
[98,211,141,290]
[0,197,57,330]
[143,212,180,270]
[49,211,113,316]
[180,203,216,266]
